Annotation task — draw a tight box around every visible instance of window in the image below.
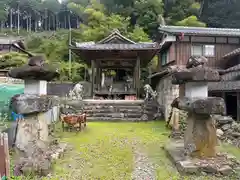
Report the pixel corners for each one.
[192,45,203,56]
[191,44,215,57]
[161,51,168,65]
[204,45,215,57]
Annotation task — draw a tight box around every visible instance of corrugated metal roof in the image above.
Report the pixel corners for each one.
[72,42,160,50]
[208,81,240,91]
[209,64,240,91]
[221,64,240,81]
[158,25,240,37]
[0,37,22,44]
[223,48,240,59]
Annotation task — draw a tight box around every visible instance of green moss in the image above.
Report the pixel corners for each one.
[12,121,240,180]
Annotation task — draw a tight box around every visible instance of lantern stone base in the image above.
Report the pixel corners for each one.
[164,140,240,176]
[15,112,49,152]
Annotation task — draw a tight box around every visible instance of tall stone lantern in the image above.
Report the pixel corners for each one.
[8,56,60,152]
[170,56,226,157]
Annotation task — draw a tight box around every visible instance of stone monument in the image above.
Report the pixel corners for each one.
[8,56,65,176]
[165,56,240,176]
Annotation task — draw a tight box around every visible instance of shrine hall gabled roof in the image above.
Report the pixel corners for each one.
[97,29,136,44]
[73,42,160,50]
[71,29,160,51]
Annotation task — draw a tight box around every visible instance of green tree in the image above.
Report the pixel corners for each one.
[0,0,8,31]
[200,0,240,28]
[133,0,163,38]
[164,0,195,25]
[176,15,206,27]
[0,52,27,69]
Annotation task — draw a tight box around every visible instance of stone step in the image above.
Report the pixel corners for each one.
[84,108,143,113]
[66,100,144,108]
[83,106,143,111]
[87,117,142,122]
[86,112,142,118]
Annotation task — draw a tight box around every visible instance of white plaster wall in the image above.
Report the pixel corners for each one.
[156,75,179,121]
[24,80,47,95]
[185,82,208,98]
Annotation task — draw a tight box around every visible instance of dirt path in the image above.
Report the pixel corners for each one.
[131,140,156,180]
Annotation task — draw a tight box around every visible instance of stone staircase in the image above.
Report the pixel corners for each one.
[64,99,163,121]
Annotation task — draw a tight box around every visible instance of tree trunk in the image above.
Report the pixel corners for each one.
[29,16,31,33]
[17,5,20,35]
[64,16,66,29]
[44,9,47,31]
[0,21,2,32]
[48,14,50,31]
[26,17,29,32]
[55,14,58,30]
[34,19,37,32]
[10,9,12,31]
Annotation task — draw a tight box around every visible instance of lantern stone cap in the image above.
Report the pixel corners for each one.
[172,66,221,85]
[8,56,59,81]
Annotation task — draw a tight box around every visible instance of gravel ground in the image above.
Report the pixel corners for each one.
[131,140,156,180]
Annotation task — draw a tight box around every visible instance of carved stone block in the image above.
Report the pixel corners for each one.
[11,94,59,115]
[172,97,226,115]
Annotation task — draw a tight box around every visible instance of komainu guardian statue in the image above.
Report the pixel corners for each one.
[143,84,157,101]
[69,83,84,100]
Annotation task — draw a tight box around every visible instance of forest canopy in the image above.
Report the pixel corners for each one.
[0,0,238,81]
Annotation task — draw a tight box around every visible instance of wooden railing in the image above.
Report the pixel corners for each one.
[0,133,10,178]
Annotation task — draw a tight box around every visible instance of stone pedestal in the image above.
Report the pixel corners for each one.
[11,94,59,152]
[172,96,225,157]
[184,113,217,157]
[15,113,49,151]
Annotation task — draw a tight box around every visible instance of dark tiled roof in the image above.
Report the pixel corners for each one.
[72,42,160,50]
[223,48,240,59]
[208,81,240,91]
[221,64,240,80]
[209,64,240,91]
[158,25,240,37]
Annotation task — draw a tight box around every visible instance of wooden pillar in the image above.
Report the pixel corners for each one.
[222,92,227,115]
[237,92,240,122]
[96,65,100,91]
[135,57,140,98]
[148,66,151,84]
[91,60,95,97]
[99,68,102,89]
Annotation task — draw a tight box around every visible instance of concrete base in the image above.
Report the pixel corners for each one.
[164,140,239,176]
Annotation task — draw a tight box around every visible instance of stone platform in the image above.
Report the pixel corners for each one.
[63,99,163,121]
[164,140,240,176]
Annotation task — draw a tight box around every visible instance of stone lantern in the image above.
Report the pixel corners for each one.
[165,56,239,175]
[171,57,225,157]
[8,56,60,152]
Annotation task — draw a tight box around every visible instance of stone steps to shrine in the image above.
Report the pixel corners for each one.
[64,99,161,121]
[86,117,141,122]
[83,106,143,111]
[86,112,142,118]
[82,100,144,121]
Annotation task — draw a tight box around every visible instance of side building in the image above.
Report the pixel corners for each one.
[150,25,240,121]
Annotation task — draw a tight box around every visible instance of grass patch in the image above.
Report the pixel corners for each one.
[10,121,240,180]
